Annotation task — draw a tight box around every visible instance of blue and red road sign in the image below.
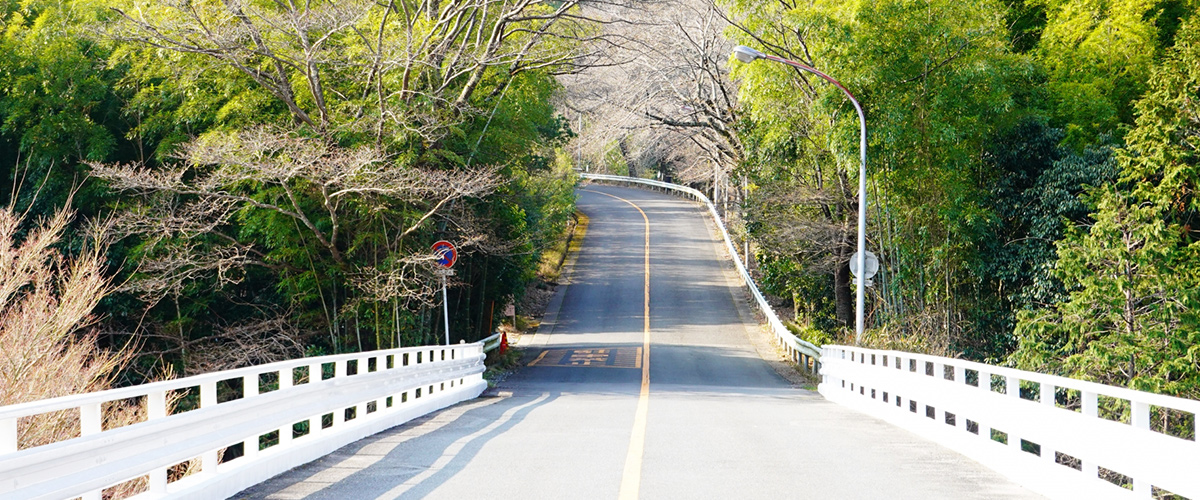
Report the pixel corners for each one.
[432,240,457,268]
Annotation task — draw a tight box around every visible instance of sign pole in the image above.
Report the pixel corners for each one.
[431,240,458,347]
[441,274,451,346]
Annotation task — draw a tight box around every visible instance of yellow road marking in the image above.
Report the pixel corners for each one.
[583,189,651,500]
[528,349,549,366]
[527,347,643,368]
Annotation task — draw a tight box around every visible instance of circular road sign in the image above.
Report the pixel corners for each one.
[849,250,880,280]
[432,240,457,268]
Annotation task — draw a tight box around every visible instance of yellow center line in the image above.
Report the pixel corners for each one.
[583,188,651,500]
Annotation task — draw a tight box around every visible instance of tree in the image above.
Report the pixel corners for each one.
[93,127,502,369]
[559,0,742,186]
[0,0,127,215]
[81,0,592,371]
[1031,0,1192,148]
[971,119,1118,359]
[721,0,863,330]
[108,0,599,144]
[0,204,121,444]
[724,0,1028,349]
[1012,20,1200,398]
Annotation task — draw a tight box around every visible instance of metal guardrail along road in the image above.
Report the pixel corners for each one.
[481,332,503,353]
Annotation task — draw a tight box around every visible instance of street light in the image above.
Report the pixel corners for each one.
[732,45,868,346]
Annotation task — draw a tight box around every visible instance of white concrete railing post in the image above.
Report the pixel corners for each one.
[0,341,487,499]
[148,390,167,420]
[1040,383,1055,467]
[199,380,219,476]
[80,402,102,437]
[954,365,966,431]
[1131,400,1151,497]
[243,373,260,461]
[818,344,1200,500]
[976,370,991,443]
[1006,374,1021,452]
[279,367,295,447]
[933,362,946,424]
[1,418,15,455]
[308,361,325,439]
[146,388,170,495]
[1080,390,1099,483]
[335,360,348,426]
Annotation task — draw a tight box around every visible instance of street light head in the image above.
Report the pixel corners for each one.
[732,45,766,63]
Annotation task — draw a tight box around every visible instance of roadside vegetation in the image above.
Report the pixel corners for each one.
[0,204,123,442]
[485,209,588,385]
[716,0,1200,400]
[0,0,582,384]
[512,209,589,340]
[538,211,590,283]
[1,0,1198,405]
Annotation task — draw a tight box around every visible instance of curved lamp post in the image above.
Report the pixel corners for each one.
[731,45,868,345]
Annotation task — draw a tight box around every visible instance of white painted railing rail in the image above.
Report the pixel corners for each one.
[481,332,503,352]
[582,173,821,373]
[0,343,486,500]
[820,345,1200,499]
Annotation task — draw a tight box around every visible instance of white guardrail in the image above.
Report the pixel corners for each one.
[0,343,486,500]
[481,332,503,353]
[581,173,821,372]
[820,345,1200,500]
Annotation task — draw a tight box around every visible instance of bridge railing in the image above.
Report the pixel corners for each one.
[581,173,821,372]
[820,344,1200,500]
[0,343,486,500]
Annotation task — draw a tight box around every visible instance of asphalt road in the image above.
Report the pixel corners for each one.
[237,185,1042,500]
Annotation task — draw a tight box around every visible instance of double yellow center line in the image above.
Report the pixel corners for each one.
[583,189,651,500]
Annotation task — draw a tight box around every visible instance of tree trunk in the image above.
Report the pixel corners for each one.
[476,259,489,338]
[834,262,852,327]
[834,227,854,327]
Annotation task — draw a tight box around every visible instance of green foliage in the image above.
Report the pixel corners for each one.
[0,0,124,212]
[728,0,1034,352]
[0,0,584,379]
[728,0,1200,383]
[852,1,1028,352]
[786,321,834,348]
[2,0,1196,398]
[1003,0,1049,53]
[1031,0,1196,148]
[1013,188,1200,396]
[972,118,1118,359]
[1011,20,1200,398]
[758,253,839,332]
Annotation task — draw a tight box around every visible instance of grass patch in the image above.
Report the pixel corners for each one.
[539,211,589,282]
[484,347,522,387]
[786,321,833,346]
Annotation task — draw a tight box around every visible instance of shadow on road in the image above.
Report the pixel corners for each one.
[239,392,559,500]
